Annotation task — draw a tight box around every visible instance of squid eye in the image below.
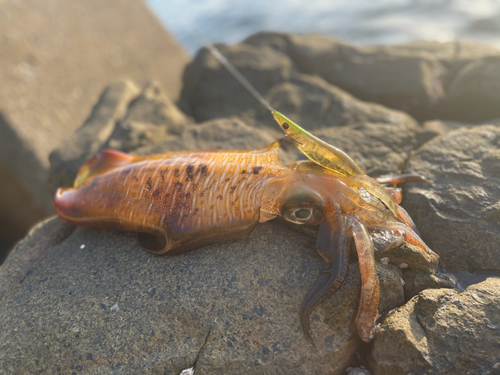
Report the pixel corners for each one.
[283,206,323,225]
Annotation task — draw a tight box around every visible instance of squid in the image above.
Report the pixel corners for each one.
[54,110,437,345]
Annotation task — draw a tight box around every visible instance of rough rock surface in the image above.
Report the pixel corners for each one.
[0,0,189,254]
[403,125,500,271]
[369,278,500,374]
[106,82,190,152]
[0,217,362,374]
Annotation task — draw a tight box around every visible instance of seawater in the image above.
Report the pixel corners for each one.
[146,0,500,55]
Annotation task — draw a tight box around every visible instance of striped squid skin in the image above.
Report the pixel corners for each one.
[54,142,290,255]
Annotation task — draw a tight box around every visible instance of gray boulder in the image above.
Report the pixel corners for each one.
[243,73,417,131]
[180,43,292,121]
[245,32,500,122]
[48,81,190,194]
[369,278,500,374]
[106,81,190,152]
[0,0,189,256]
[440,56,500,122]
[0,217,362,374]
[48,80,141,193]
[403,124,500,271]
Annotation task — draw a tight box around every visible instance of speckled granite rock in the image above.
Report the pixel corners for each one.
[369,278,500,374]
[403,124,500,271]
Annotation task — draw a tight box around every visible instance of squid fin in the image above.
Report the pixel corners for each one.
[75,149,134,188]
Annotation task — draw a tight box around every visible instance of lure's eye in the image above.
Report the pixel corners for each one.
[283,206,324,225]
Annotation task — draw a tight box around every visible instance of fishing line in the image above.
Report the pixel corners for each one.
[196,34,275,113]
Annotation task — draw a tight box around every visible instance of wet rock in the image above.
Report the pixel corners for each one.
[245,73,417,131]
[403,125,500,271]
[369,278,500,374]
[180,44,292,121]
[0,217,363,374]
[441,56,500,122]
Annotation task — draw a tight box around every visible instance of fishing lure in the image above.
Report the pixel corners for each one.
[54,110,436,344]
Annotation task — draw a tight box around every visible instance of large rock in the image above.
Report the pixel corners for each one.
[48,80,192,195]
[0,215,421,373]
[369,278,500,374]
[47,80,142,193]
[0,216,361,374]
[245,32,500,122]
[180,43,292,121]
[0,0,189,253]
[440,56,500,122]
[244,73,417,131]
[403,125,500,271]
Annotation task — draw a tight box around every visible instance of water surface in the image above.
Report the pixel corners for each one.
[146,0,500,54]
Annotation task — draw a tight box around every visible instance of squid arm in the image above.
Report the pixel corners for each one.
[349,217,380,343]
[300,205,351,347]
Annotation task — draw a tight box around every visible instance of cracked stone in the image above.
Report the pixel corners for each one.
[369,278,500,374]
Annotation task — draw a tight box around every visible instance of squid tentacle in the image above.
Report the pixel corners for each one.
[368,222,437,258]
[373,173,429,186]
[349,216,380,343]
[395,204,422,237]
[300,205,351,347]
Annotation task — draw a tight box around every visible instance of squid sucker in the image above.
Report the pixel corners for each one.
[54,111,437,345]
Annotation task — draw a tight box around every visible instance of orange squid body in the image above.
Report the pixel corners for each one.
[55,143,289,255]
